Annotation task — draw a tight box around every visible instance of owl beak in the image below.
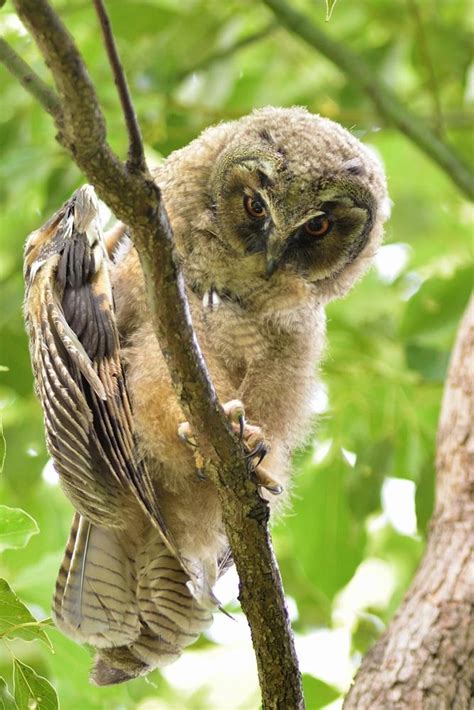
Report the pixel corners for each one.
[266,256,279,277]
[265,234,284,277]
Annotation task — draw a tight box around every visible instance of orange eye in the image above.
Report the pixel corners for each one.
[244,195,267,219]
[304,214,332,238]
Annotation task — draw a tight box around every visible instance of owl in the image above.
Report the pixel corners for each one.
[24,107,389,685]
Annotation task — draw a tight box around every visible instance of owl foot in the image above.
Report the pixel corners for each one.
[221,401,283,495]
[221,400,284,495]
[177,421,198,448]
[250,464,283,496]
[177,400,282,495]
[177,400,247,450]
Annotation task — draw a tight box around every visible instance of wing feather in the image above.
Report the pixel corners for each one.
[24,186,175,541]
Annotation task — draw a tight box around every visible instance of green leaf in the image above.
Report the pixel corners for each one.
[0,677,18,710]
[0,419,5,475]
[405,342,450,382]
[400,266,472,345]
[347,439,393,519]
[287,452,366,599]
[0,506,39,553]
[366,523,424,618]
[0,579,51,648]
[325,0,339,21]
[351,612,384,655]
[302,675,340,708]
[13,660,58,710]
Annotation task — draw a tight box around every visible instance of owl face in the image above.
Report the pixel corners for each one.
[208,108,388,291]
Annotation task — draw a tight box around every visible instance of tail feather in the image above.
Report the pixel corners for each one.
[53,513,140,648]
[137,534,214,646]
[91,628,181,685]
[54,520,218,686]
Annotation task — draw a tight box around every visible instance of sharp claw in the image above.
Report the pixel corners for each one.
[244,441,267,463]
[178,432,198,447]
[265,483,283,495]
[238,414,245,441]
[250,470,283,495]
[178,423,198,447]
[254,448,267,467]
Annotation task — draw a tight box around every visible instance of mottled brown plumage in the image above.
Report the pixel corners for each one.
[24,107,388,684]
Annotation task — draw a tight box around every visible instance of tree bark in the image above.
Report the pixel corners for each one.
[344,297,474,709]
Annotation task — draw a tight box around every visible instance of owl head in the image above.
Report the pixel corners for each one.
[200,107,389,303]
[164,107,389,310]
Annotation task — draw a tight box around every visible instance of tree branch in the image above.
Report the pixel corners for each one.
[262,0,474,201]
[92,0,146,172]
[344,297,474,709]
[8,0,304,707]
[175,22,277,82]
[0,38,62,120]
[406,0,445,138]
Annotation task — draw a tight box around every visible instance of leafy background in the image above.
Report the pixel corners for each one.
[0,0,472,708]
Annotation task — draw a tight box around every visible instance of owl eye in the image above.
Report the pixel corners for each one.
[304,214,332,238]
[244,195,267,219]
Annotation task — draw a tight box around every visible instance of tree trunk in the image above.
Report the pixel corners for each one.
[344,297,474,710]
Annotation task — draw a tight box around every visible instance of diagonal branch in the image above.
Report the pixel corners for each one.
[8,0,304,707]
[12,0,107,156]
[262,0,474,201]
[0,38,62,120]
[175,22,277,82]
[92,0,146,173]
[406,0,445,138]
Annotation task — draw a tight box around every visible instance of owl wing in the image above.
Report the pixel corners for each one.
[24,185,175,548]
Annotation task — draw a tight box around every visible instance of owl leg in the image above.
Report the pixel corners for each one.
[177,400,282,495]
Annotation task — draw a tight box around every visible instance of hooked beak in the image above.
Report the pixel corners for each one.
[266,256,279,277]
[265,231,285,277]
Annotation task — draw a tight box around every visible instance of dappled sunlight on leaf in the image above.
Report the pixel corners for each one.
[0,506,39,553]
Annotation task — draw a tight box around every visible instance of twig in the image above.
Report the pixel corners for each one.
[176,22,277,82]
[92,0,146,173]
[262,0,474,201]
[12,0,107,156]
[0,38,62,120]
[10,1,304,706]
[406,0,445,138]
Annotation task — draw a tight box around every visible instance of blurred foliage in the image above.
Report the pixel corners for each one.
[0,0,472,708]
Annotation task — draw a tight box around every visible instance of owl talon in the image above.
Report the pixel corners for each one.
[222,399,246,430]
[178,401,277,492]
[177,422,198,448]
[238,414,245,441]
[244,440,268,466]
[264,484,284,495]
[254,448,267,468]
[251,464,283,496]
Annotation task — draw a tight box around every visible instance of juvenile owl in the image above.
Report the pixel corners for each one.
[24,107,388,685]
